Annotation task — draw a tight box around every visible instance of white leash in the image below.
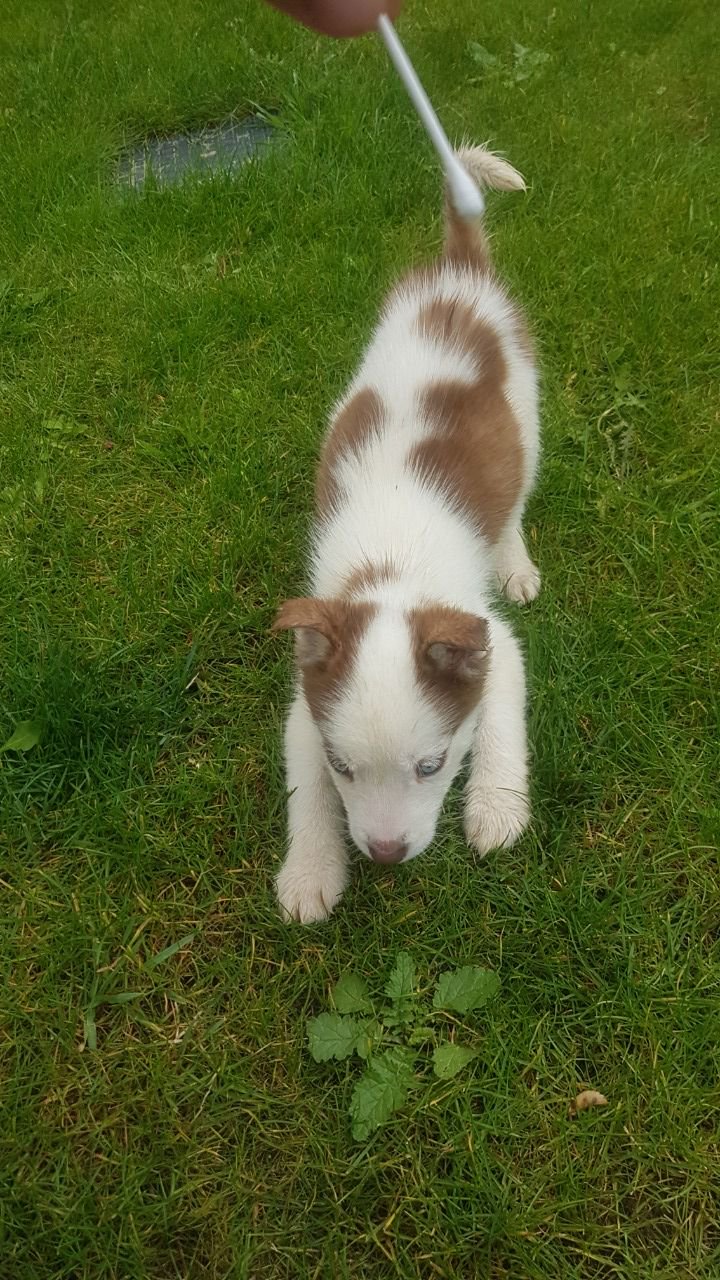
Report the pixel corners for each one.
[377,14,484,219]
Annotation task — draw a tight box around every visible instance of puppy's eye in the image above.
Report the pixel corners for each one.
[329,756,353,779]
[415,756,444,779]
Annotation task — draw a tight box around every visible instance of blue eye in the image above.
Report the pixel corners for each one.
[329,756,353,779]
[415,756,444,779]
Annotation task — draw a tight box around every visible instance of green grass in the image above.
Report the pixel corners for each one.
[1,0,718,1275]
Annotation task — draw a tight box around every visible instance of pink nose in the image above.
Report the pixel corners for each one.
[368,839,408,865]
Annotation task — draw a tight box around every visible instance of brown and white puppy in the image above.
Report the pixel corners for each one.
[274,146,540,922]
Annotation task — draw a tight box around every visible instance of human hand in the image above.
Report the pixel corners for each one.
[265,0,403,38]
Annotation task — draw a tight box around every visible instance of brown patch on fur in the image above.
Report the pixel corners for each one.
[416,297,500,375]
[410,307,523,543]
[273,597,376,723]
[442,199,492,272]
[342,556,398,599]
[409,604,490,730]
[315,387,384,515]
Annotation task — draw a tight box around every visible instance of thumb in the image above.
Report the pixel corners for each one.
[266,0,403,38]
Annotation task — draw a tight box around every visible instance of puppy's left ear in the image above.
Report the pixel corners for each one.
[411,606,490,683]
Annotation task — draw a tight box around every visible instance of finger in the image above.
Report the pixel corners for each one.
[267,0,403,38]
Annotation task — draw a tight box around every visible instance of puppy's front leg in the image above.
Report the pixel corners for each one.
[276,691,349,923]
[464,617,531,856]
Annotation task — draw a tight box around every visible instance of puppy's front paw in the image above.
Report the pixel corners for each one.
[464,785,530,858]
[275,850,348,924]
[500,562,541,605]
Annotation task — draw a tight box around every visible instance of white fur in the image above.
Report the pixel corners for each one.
[275,692,349,923]
[276,146,540,923]
[328,610,476,860]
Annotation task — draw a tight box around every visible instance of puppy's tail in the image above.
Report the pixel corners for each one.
[443,144,525,272]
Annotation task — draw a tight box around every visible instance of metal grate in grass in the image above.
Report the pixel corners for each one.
[116,115,277,189]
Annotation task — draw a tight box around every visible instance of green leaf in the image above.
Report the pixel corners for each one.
[41,416,85,435]
[1,483,24,517]
[144,931,196,971]
[407,1025,435,1046]
[382,1004,416,1029]
[307,1012,361,1062]
[385,953,415,1001]
[0,720,43,754]
[15,287,50,309]
[333,972,372,1014]
[82,1009,97,1052]
[432,966,500,1014]
[432,1043,478,1080]
[510,43,550,83]
[103,991,144,1006]
[354,1019,382,1060]
[467,41,499,69]
[349,1049,417,1141]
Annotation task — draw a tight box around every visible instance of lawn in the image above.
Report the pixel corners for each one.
[1,0,718,1276]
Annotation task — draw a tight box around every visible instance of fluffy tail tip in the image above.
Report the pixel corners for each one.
[456,144,526,194]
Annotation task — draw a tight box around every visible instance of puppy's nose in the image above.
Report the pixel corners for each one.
[368,839,408,864]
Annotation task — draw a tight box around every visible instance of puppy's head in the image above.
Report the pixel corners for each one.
[274,598,489,863]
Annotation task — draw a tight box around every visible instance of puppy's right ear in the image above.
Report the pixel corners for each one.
[272,598,336,667]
